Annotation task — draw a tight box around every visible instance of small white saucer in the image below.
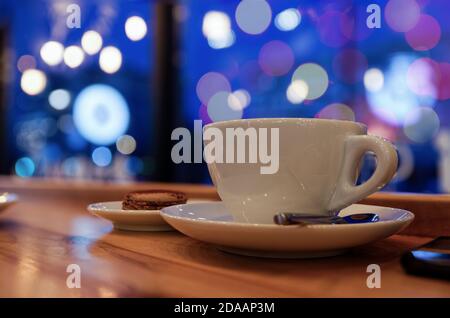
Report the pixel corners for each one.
[0,193,18,214]
[87,199,216,232]
[160,202,414,259]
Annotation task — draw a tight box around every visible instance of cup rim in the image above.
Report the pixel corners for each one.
[204,117,367,130]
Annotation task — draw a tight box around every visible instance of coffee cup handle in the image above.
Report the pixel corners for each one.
[327,135,398,213]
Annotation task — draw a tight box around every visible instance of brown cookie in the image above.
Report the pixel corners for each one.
[122,190,187,210]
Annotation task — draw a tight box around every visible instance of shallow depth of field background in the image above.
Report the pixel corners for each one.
[0,0,448,194]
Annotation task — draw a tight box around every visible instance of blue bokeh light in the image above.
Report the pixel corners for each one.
[73,84,130,145]
[15,157,35,177]
[91,146,112,167]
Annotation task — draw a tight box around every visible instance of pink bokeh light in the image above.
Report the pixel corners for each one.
[196,72,231,105]
[405,14,441,51]
[406,57,439,98]
[258,40,294,77]
[407,58,450,101]
[385,0,421,32]
[437,62,450,100]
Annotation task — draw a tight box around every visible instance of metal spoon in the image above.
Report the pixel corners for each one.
[274,212,379,226]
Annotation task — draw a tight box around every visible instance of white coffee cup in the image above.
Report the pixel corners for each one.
[204,118,398,224]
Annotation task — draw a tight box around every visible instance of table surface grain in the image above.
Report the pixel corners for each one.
[0,177,449,297]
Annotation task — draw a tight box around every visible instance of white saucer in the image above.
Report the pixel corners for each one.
[0,193,18,214]
[87,199,216,232]
[160,202,414,259]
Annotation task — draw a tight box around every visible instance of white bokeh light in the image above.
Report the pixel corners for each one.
[73,84,130,145]
[21,69,47,95]
[40,41,64,66]
[275,8,301,31]
[235,0,272,35]
[203,11,234,49]
[208,30,235,49]
[63,46,85,68]
[99,46,122,74]
[203,11,230,38]
[125,16,148,41]
[364,68,384,92]
[228,89,251,111]
[81,30,103,55]
[286,80,309,104]
[49,89,71,110]
[116,135,137,155]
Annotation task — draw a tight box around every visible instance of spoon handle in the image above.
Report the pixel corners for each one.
[274,213,379,226]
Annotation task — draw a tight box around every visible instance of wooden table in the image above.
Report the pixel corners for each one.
[0,177,449,297]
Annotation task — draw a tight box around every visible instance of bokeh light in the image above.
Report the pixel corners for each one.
[208,31,235,49]
[364,68,384,92]
[196,72,231,105]
[40,41,64,66]
[207,91,243,122]
[258,40,294,76]
[17,55,36,72]
[286,80,309,104]
[274,8,301,31]
[405,14,441,51]
[63,45,85,68]
[92,146,112,167]
[15,157,35,178]
[49,89,71,110]
[99,46,122,74]
[366,54,433,126]
[81,30,103,55]
[125,16,148,41]
[316,103,355,121]
[228,89,251,111]
[292,63,328,100]
[202,11,234,49]
[406,57,438,98]
[404,107,440,143]
[385,0,420,32]
[235,0,272,35]
[21,69,47,95]
[116,135,137,155]
[73,84,130,145]
[437,62,450,100]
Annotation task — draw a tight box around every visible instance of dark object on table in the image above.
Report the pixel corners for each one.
[122,190,187,210]
[274,212,380,226]
[401,236,450,280]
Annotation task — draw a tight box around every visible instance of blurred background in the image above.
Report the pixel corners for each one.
[0,0,448,193]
